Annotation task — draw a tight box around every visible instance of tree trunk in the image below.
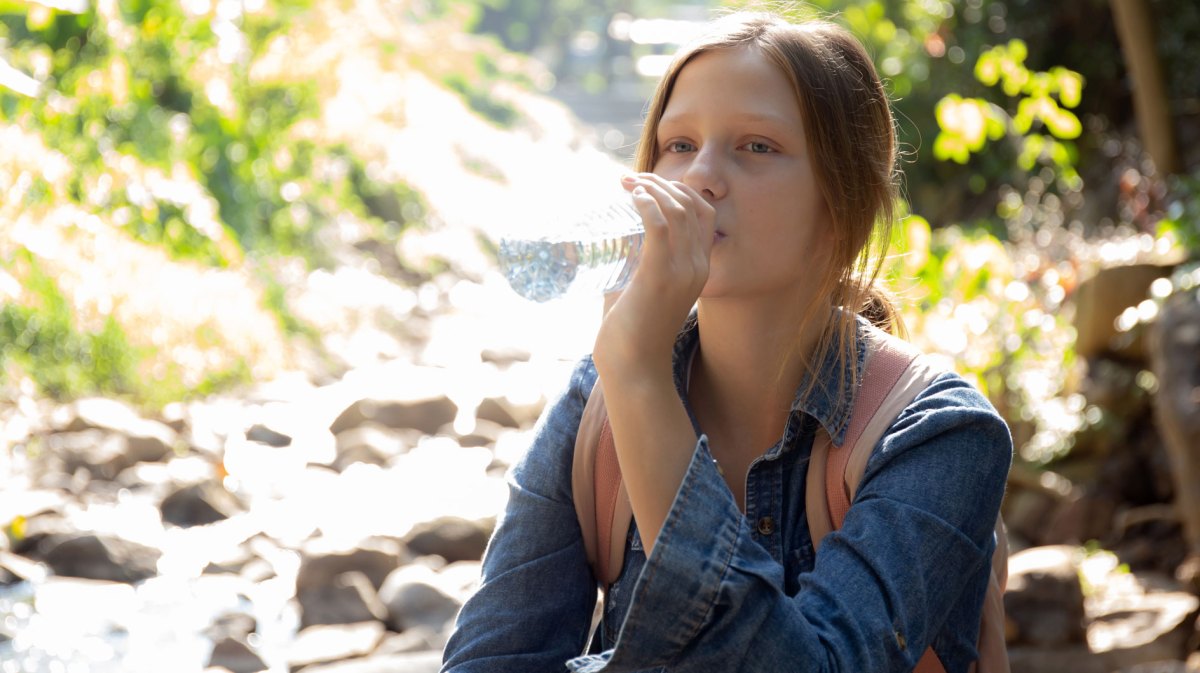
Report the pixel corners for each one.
[1110,0,1180,176]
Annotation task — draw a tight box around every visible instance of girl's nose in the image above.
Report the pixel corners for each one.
[682,151,727,202]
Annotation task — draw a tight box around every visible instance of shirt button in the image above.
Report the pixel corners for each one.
[756,516,775,536]
[895,630,907,650]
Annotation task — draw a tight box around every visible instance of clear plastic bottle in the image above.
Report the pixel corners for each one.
[498,200,644,303]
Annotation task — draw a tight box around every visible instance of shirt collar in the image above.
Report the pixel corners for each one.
[671,310,870,448]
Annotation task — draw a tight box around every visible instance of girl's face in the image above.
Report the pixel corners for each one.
[653,46,832,304]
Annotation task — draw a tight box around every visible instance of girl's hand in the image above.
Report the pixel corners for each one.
[593,173,715,381]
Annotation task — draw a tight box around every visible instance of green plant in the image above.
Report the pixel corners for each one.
[0,249,139,399]
[934,39,1083,187]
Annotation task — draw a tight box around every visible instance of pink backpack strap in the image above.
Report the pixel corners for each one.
[825,336,921,528]
[571,382,632,587]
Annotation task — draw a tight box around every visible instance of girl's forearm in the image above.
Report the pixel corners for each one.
[596,366,698,554]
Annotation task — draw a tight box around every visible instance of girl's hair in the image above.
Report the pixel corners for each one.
[634,11,903,421]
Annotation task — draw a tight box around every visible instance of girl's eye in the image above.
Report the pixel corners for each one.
[744,141,774,154]
[664,140,696,153]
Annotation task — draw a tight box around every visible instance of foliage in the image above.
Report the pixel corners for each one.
[0,249,139,400]
[933,39,1083,188]
[0,0,440,406]
[882,211,1081,463]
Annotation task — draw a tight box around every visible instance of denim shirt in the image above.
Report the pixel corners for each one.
[442,315,1012,673]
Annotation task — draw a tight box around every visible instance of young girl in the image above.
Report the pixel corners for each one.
[442,11,1011,673]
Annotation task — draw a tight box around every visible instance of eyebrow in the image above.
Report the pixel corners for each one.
[658,111,801,132]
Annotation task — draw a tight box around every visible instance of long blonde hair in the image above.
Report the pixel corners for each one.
[635,11,902,420]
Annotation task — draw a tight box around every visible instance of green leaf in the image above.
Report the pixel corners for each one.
[1045,107,1082,139]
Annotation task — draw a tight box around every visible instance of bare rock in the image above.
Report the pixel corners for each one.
[298,650,443,673]
[374,627,447,655]
[1005,546,1087,647]
[287,621,385,670]
[245,423,292,447]
[56,397,177,463]
[35,533,160,583]
[296,538,406,594]
[298,570,388,628]
[378,565,463,633]
[329,397,457,436]
[1073,263,1172,362]
[208,635,267,673]
[46,430,132,481]
[402,517,491,564]
[203,611,257,643]
[332,424,418,471]
[161,481,245,527]
[451,418,504,448]
[473,397,520,428]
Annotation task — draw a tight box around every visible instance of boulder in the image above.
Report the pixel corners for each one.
[297,650,443,673]
[35,532,161,583]
[378,565,463,633]
[329,397,457,436]
[287,621,385,670]
[296,538,406,594]
[402,517,491,564]
[161,481,245,527]
[245,423,292,447]
[46,430,132,481]
[208,635,267,673]
[56,397,177,463]
[297,570,388,628]
[1005,546,1087,647]
[1072,263,1173,362]
[332,424,418,471]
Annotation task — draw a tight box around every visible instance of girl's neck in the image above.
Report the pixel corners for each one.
[689,296,824,454]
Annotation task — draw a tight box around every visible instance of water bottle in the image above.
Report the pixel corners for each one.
[498,199,644,303]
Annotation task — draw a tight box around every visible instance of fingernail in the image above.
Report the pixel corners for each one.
[621,174,638,184]
[632,185,647,195]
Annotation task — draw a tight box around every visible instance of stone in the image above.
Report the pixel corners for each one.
[451,418,504,448]
[297,650,443,673]
[203,611,257,642]
[245,423,292,447]
[480,346,530,367]
[208,635,267,673]
[287,621,385,670]
[332,424,416,471]
[1072,263,1173,362]
[1004,545,1087,647]
[161,481,245,527]
[36,533,161,583]
[329,397,457,436]
[296,538,406,594]
[473,397,520,429]
[298,570,388,628]
[47,430,132,481]
[378,565,463,633]
[402,517,491,563]
[56,397,177,463]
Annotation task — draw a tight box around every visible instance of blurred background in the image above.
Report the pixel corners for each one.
[1,0,1199,671]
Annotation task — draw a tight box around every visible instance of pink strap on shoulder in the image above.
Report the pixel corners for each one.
[825,337,919,528]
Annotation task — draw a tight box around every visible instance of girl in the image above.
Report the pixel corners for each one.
[442,10,1011,673]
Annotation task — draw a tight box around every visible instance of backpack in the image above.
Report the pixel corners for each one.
[571,331,1010,673]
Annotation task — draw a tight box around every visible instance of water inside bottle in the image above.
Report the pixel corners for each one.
[498,200,644,302]
[499,232,644,303]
